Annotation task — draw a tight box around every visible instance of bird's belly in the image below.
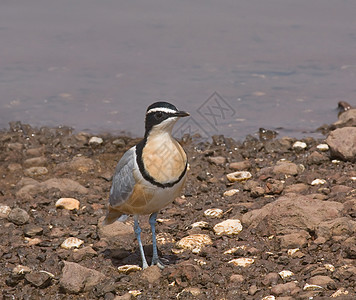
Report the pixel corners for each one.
[117,176,186,215]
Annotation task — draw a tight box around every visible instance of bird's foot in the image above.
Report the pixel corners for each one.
[151,258,165,269]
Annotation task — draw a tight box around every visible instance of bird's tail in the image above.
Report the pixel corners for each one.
[103,206,127,225]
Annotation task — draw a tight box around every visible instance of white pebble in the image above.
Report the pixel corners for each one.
[226,171,252,182]
[351,177,356,181]
[190,221,209,229]
[129,290,142,297]
[213,219,243,236]
[317,144,329,151]
[117,265,142,274]
[61,237,84,249]
[262,296,276,300]
[13,265,32,275]
[176,234,212,252]
[89,136,103,144]
[204,208,223,219]
[279,270,294,279]
[223,189,239,197]
[331,288,349,297]
[293,141,307,149]
[287,248,300,256]
[303,283,323,291]
[311,179,327,186]
[0,205,12,218]
[332,159,340,164]
[228,258,254,267]
[55,198,80,210]
[224,245,246,255]
[324,264,335,272]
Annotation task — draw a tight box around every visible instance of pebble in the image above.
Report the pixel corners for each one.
[7,142,23,151]
[0,205,11,218]
[117,265,142,274]
[303,283,323,291]
[223,189,239,196]
[228,258,254,267]
[8,208,30,225]
[25,271,52,288]
[279,270,294,280]
[89,136,103,145]
[226,171,252,182]
[213,219,243,236]
[112,138,126,147]
[208,156,226,165]
[23,224,43,237]
[190,221,209,229]
[23,157,47,168]
[330,288,349,297]
[204,208,223,218]
[293,141,307,149]
[7,163,22,172]
[317,144,329,151]
[128,290,142,297]
[55,198,80,210]
[13,265,32,275]
[273,162,299,176]
[24,167,49,177]
[311,179,327,186]
[229,160,251,171]
[61,237,84,249]
[176,234,213,252]
[182,287,201,297]
[324,264,335,272]
[287,248,300,256]
[224,245,246,255]
[72,246,97,262]
[261,296,275,300]
[229,274,244,283]
[25,237,42,246]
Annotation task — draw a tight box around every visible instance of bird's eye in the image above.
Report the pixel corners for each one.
[155,112,163,119]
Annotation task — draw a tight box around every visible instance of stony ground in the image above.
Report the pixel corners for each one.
[0,110,355,300]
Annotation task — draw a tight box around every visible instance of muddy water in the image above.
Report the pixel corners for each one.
[1,0,355,140]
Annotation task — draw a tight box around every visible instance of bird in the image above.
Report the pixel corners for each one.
[103,101,189,269]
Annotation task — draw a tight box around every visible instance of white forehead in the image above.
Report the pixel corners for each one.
[146,107,177,115]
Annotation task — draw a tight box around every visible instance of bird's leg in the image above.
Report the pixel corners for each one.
[133,215,148,269]
[149,212,165,269]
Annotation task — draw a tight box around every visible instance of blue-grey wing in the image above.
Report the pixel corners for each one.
[109,146,136,207]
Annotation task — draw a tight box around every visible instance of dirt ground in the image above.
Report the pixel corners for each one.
[0,119,355,300]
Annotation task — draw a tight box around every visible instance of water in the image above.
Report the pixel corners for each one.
[1,0,356,140]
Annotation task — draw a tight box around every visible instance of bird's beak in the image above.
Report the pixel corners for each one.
[174,111,190,117]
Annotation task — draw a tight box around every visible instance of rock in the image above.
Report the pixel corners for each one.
[241,194,343,235]
[141,265,161,283]
[7,163,22,172]
[279,270,294,280]
[303,283,323,291]
[8,208,30,225]
[26,147,45,157]
[0,205,11,218]
[204,208,223,218]
[293,141,307,150]
[250,186,265,198]
[57,156,96,173]
[72,246,97,262]
[311,179,326,186]
[89,136,103,145]
[307,151,329,165]
[55,198,80,210]
[308,275,335,289]
[7,142,23,151]
[190,221,210,229]
[271,282,300,296]
[59,261,107,293]
[284,183,308,194]
[229,160,251,171]
[23,157,47,168]
[223,189,239,197]
[262,272,279,286]
[326,127,356,162]
[343,199,356,218]
[334,108,356,127]
[278,231,310,248]
[24,167,49,177]
[97,216,133,239]
[176,234,213,252]
[226,171,252,182]
[228,258,254,267]
[273,162,299,176]
[265,179,284,195]
[230,274,244,283]
[316,144,329,151]
[41,178,88,194]
[117,265,142,274]
[13,265,32,276]
[317,217,356,239]
[330,288,350,298]
[261,296,276,300]
[61,237,84,249]
[112,138,126,147]
[208,156,226,165]
[23,224,43,237]
[213,219,243,235]
[25,271,52,288]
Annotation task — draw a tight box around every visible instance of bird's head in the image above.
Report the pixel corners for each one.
[144,102,189,137]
